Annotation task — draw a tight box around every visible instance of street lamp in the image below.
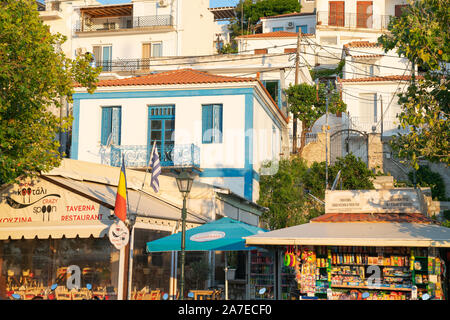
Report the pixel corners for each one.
[176,170,194,299]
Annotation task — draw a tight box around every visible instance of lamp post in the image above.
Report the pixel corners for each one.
[175,170,194,300]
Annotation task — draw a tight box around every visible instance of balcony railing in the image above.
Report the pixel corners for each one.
[95,58,152,72]
[75,15,173,33]
[317,11,393,30]
[102,144,200,168]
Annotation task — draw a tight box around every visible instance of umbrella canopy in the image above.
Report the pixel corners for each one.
[146,217,267,252]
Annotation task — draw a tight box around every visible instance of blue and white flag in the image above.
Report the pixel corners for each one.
[150,144,161,193]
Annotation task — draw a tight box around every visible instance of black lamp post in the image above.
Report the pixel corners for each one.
[175,170,194,299]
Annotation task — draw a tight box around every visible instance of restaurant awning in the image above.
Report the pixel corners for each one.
[147,217,266,252]
[0,224,110,240]
[245,222,450,248]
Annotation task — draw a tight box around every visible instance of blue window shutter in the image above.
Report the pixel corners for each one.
[112,107,121,145]
[213,104,223,143]
[101,107,112,145]
[202,105,213,143]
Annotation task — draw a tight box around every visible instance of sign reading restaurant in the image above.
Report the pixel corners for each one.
[325,189,422,214]
[0,177,112,226]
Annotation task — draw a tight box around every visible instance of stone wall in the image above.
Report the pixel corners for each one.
[300,129,329,166]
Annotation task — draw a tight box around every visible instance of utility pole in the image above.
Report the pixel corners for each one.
[380,95,383,139]
[292,31,302,154]
[325,80,331,190]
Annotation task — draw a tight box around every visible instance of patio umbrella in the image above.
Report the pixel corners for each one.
[146,217,267,299]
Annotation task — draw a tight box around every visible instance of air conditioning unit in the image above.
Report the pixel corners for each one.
[158,0,168,7]
[287,21,295,29]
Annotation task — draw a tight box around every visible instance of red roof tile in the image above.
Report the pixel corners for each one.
[260,12,316,19]
[311,212,433,224]
[343,41,381,49]
[81,68,258,88]
[338,75,424,83]
[75,68,289,123]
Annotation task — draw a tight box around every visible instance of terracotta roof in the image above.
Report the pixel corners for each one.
[236,31,313,39]
[260,12,316,19]
[75,68,289,123]
[352,54,385,59]
[311,212,434,224]
[83,68,258,87]
[343,41,381,49]
[339,75,423,83]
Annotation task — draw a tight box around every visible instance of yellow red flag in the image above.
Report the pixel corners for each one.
[114,159,127,222]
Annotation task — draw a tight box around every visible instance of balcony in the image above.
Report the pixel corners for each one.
[101,144,200,168]
[75,15,174,33]
[39,1,64,20]
[317,11,393,30]
[94,58,152,73]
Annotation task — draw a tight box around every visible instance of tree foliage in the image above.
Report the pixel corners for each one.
[229,0,300,37]
[258,154,375,230]
[378,0,449,168]
[408,165,448,201]
[0,0,100,184]
[285,82,346,152]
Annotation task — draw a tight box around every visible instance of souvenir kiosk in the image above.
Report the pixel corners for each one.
[245,189,450,300]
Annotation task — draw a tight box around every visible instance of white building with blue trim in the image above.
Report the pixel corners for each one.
[71,69,289,202]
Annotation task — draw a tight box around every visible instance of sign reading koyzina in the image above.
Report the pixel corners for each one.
[0,177,111,226]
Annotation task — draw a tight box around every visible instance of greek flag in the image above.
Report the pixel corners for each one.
[150,145,161,193]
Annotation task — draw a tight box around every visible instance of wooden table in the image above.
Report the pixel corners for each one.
[189,290,214,300]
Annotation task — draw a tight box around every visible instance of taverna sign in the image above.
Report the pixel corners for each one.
[325,189,423,214]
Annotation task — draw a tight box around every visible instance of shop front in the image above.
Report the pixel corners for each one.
[245,189,450,300]
[0,176,117,299]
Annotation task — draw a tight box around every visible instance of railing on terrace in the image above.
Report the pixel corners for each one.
[317,11,393,30]
[348,116,409,136]
[100,144,200,168]
[95,58,152,72]
[75,15,173,32]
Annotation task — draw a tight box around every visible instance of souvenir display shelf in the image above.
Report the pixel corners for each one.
[284,245,446,300]
[248,250,275,300]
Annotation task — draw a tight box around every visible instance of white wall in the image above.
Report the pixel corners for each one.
[76,93,248,169]
[262,15,316,34]
[341,81,407,135]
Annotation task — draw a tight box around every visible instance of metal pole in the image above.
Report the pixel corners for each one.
[224,253,229,300]
[380,95,383,139]
[179,195,187,299]
[325,95,329,190]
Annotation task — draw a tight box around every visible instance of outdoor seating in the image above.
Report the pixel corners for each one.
[188,289,214,300]
[142,289,161,300]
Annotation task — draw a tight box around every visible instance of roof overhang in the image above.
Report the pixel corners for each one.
[80,4,133,18]
[245,222,450,247]
[208,6,236,21]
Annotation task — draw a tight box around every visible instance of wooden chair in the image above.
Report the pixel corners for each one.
[149,290,161,300]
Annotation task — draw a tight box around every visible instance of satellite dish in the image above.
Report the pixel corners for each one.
[258,288,266,295]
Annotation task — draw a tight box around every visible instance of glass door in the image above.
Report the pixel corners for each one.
[148,105,175,166]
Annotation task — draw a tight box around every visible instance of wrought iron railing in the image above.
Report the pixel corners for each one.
[94,58,152,72]
[317,11,393,30]
[75,15,173,32]
[104,144,200,168]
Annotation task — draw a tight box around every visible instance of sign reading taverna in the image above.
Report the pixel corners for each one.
[325,189,422,214]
